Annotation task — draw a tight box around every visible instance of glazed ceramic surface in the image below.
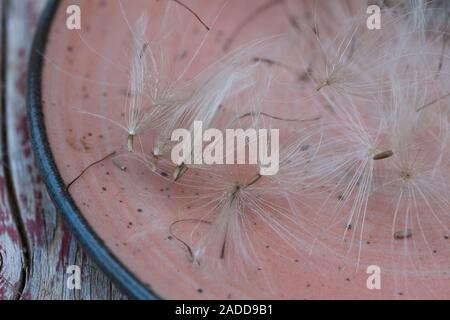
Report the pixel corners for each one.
[34,0,450,299]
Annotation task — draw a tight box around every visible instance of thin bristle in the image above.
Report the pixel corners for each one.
[67,0,450,296]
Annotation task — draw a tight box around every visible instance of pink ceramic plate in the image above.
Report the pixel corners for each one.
[28,0,450,299]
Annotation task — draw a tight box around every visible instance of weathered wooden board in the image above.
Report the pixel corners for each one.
[0,0,27,300]
[1,0,126,300]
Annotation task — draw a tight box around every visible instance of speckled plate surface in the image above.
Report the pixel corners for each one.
[28,0,450,299]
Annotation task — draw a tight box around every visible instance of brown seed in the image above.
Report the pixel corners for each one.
[173,163,188,181]
[373,150,394,160]
[394,229,412,239]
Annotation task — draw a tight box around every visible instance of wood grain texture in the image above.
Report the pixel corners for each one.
[1,0,127,300]
[0,0,26,300]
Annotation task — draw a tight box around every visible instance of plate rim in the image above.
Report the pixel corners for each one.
[26,0,159,300]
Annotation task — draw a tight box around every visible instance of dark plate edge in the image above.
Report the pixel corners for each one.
[26,0,159,300]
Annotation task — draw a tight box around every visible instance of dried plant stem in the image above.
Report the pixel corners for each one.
[223,0,284,51]
[172,0,211,31]
[237,111,321,124]
[169,219,211,263]
[253,57,303,79]
[67,151,117,190]
[435,18,449,79]
[435,38,448,78]
[417,92,450,111]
